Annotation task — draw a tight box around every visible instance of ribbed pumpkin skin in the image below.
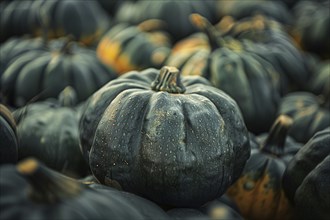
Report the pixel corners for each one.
[277,92,330,143]
[0,0,110,45]
[1,39,117,107]
[282,128,330,204]
[13,99,88,178]
[227,116,301,220]
[97,23,171,74]
[80,67,251,207]
[0,104,18,165]
[0,160,171,220]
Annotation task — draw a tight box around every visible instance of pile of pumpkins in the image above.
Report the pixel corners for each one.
[0,0,329,219]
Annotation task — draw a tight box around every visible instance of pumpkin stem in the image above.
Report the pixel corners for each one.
[60,35,76,54]
[151,66,186,93]
[137,19,167,32]
[260,115,293,157]
[58,86,78,107]
[189,13,224,51]
[17,158,82,204]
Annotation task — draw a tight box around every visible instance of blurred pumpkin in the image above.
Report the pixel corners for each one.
[0,104,18,165]
[307,60,330,98]
[1,36,117,107]
[80,66,251,207]
[187,14,282,134]
[277,92,330,143]
[0,158,171,220]
[114,0,219,42]
[97,19,172,74]
[13,87,88,178]
[282,128,330,220]
[292,0,330,59]
[0,0,110,46]
[227,115,301,220]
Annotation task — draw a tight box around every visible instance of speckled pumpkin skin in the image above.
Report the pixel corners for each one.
[80,67,251,207]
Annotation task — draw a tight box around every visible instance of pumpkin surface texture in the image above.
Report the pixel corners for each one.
[80,66,251,207]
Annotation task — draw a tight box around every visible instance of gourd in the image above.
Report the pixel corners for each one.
[80,66,251,207]
[0,158,171,220]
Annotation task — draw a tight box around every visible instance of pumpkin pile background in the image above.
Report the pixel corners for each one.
[0,0,329,220]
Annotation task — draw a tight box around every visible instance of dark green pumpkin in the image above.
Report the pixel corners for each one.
[190,14,282,134]
[277,92,330,143]
[0,104,18,164]
[0,158,171,220]
[0,0,110,46]
[1,37,117,107]
[226,115,301,220]
[13,87,88,178]
[282,127,330,220]
[80,66,251,207]
[217,0,292,25]
[167,208,209,220]
[97,20,172,74]
[308,60,330,99]
[292,1,330,59]
[221,15,312,92]
[114,0,219,42]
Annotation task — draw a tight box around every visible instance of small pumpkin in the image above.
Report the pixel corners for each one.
[1,36,117,107]
[226,115,302,220]
[97,20,172,74]
[0,104,18,164]
[217,0,292,25]
[114,0,219,42]
[0,158,171,220]
[291,1,330,59]
[282,128,330,220]
[277,92,330,143]
[0,0,110,46]
[80,66,251,207]
[13,87,88,178]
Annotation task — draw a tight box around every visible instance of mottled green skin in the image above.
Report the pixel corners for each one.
[0,104,18,164]
[1,39,117,107]
[283,127,330,209]
[80,68,251,207]
[278,92,330,143]
[13,100,88,178]
[0,163,171,220]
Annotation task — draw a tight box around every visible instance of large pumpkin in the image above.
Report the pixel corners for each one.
[0,104,18,164]
[0,158,171,220]
[1,37,117,107]
[277,92,330,143]
[13,87,88,178]
[282,128,330,220]
[226,115,301,220]
[97,20,172,74]
[80,66,251,207]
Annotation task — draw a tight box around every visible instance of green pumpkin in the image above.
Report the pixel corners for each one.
[97,20,172,74]
[0,0,110,45]
[13,87,88,178]
[221,15,312,92]
[80,66,251,207]
[0,104,18,164]
[292,1,330,59]
[277,92,330,143]
[217,0,292,25]
[1,37,117,107]
[282,128,330,220]
[227,115,301,220]
[0,158,171,220]
[114,0,219,42]
[308,60,330,99]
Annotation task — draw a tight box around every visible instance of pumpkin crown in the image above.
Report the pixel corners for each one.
[17,158,82,204]
[260,115,293,157]
[58,86,78,107]
[151,66,186,93]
